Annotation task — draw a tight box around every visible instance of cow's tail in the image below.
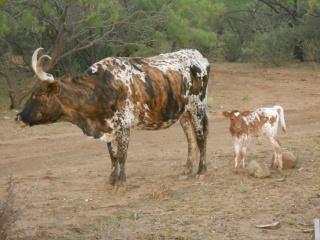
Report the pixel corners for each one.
[202,65,210,103]
[189,64,210,103]
[274,105,286,132]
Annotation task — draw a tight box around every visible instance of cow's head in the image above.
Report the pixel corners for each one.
[15,48,63,127]
[222,110,251,133]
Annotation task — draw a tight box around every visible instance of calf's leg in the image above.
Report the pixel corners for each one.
[233,139,241,168]
[268,136,283,171]
[233,136,248,171]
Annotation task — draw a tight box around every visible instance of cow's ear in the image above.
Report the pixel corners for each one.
[242,111,251,117]
[50,82,61,95]
[222,111,231,117]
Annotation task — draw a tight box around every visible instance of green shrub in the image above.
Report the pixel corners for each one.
[222,32,243,62]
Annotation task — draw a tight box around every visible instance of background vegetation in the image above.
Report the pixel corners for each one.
[0,0,319,109]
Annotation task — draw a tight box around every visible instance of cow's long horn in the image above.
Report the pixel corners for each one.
[32,48,54,82]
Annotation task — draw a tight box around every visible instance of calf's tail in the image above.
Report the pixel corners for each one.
[274,105,286,132]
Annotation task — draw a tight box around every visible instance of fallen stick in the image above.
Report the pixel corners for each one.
[256,221,281,230]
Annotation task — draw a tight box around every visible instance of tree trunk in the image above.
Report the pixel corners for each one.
[293,40,304,62]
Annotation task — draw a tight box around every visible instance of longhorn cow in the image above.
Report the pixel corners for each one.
[16,48,210,190]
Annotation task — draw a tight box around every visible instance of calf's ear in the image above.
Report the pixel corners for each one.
[241,111,251,116]
[222,111,231,117]
[50,82,61,95]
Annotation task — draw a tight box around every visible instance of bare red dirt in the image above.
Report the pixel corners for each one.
[0,63,320,239]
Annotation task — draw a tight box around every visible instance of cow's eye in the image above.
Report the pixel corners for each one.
[32,93,40,99]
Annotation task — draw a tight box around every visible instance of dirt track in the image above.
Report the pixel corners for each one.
[0,63,320,239]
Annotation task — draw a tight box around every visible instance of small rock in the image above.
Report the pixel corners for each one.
[282,151,297,169]
[247,159,270,178]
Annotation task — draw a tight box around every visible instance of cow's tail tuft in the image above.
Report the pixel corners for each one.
[274,105,286,132]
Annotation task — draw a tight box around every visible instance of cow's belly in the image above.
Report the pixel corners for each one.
[131,109,184,130]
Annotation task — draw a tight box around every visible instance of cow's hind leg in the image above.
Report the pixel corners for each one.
[196,112,208,175]
[187,96,208,176]
[180,112,199,177]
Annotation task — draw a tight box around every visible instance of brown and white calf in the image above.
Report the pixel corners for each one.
[222,105,286,171]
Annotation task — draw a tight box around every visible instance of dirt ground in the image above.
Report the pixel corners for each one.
[0,63,320,240]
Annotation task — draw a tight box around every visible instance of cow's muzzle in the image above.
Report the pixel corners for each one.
[15,115,30,128]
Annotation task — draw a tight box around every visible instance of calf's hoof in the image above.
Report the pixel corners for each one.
[233,167,245,174]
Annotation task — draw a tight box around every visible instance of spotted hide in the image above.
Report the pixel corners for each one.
[16,48,210,190]
[222,105,286,171]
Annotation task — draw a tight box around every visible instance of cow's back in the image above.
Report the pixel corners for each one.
[246,108,280,137]
[89,49,210,130]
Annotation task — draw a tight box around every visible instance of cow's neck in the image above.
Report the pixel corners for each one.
[56,76,116,138]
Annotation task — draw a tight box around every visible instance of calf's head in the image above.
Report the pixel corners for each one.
[222,110,251,133]
[15,48,63,127]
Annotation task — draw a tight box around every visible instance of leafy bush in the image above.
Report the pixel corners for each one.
[221,32,243,62]
[242,31,293,66]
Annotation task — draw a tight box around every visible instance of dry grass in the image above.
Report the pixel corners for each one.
[0,175,22,239]
[0,175,38,240]
[148,177,173,200]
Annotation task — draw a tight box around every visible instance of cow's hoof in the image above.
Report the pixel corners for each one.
[113,184,127,195]
[103,183,114,191]
[178,174,189,181]
[196,174,205,180]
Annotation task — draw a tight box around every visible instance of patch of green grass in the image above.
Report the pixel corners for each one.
[242,95,250,101]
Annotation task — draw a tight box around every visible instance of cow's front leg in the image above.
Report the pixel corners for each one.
[116,127,130,191]
[105,128,130,192]
[107,141,119,186]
